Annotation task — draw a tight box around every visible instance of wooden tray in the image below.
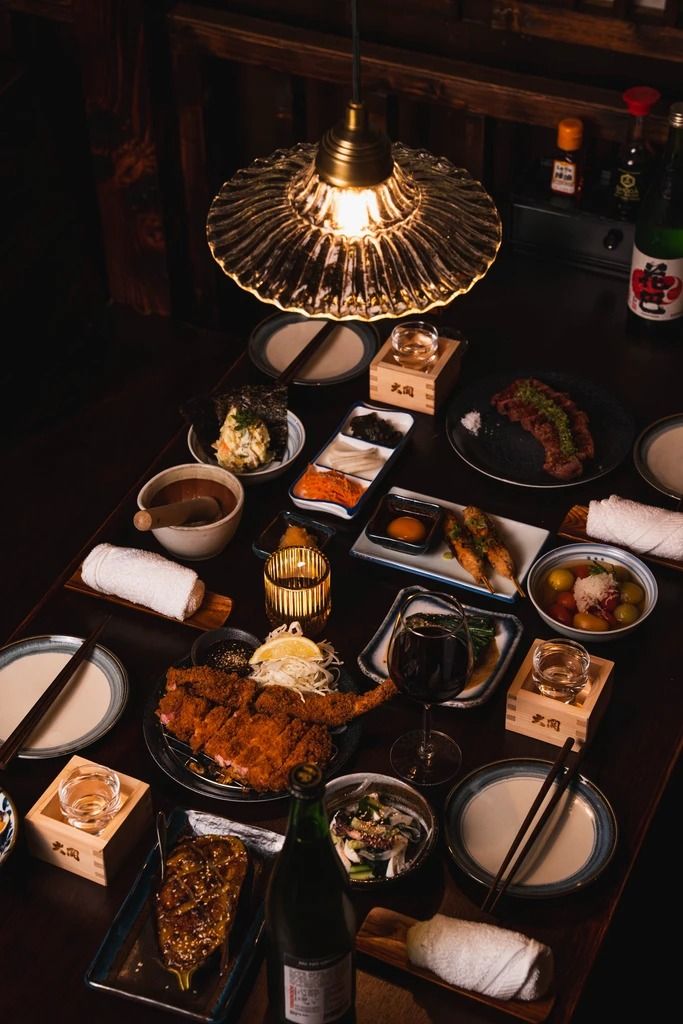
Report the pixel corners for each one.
[65,568,233,631]
[558,504,683,573]
[357,907,555,1023]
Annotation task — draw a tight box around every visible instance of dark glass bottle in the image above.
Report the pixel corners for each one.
[612,86,660,221]
[627,102,683,340]
[550,118,584,201]
[266,764,356,1024]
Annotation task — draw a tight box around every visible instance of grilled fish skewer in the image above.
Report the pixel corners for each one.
[462,506,525,597]
[443,511,494,592]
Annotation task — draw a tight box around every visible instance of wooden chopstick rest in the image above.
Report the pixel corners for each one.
[134,496,222,531]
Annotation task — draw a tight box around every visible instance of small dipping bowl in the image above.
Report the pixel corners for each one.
[137,463,244,561]
[58,763,121,835]
[365,493,443,555]
[390,321,439,370]
[191,627,260,673]
[0,787,18,867]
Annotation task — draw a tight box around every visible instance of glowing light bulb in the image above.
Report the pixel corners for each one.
[329,186,381,236]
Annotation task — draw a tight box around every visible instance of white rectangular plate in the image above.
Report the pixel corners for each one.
[350,486,550,603]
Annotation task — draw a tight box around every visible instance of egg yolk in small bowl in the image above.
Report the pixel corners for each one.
[386,516,427,544]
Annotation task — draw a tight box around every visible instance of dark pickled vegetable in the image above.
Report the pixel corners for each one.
[348,412,402,448]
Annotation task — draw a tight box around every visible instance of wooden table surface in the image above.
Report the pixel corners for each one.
[2,255,681,1024]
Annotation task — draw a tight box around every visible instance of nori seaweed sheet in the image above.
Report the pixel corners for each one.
[181,384,289,464]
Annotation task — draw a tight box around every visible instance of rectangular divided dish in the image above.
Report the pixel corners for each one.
[289,403,414,520]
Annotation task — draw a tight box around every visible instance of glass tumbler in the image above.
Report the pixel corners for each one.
[264,546,331,637]
[532,638,591,704]
[390,321,439,370]
[58,763,121,834]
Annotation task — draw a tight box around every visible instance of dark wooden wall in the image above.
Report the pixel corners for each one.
[5,0,683,324]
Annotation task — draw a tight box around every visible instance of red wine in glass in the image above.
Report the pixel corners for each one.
[387,593,473,785]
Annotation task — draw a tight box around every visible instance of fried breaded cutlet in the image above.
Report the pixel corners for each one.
[253,677,398,726]
[156,665,394,793]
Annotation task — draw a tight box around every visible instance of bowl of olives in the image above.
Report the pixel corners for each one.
[527,543,658,643]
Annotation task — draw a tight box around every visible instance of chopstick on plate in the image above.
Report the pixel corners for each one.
[276,320,337,386]
[480,737,576,914]
[0,616,111,771]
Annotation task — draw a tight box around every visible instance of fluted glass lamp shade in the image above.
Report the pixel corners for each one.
[207,140,501,322]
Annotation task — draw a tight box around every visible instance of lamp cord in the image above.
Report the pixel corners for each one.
[351,0,360,104]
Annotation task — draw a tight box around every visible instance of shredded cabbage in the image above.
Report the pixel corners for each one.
[249,621,342,697]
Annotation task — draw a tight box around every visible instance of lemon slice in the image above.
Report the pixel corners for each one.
[250,635,322,664]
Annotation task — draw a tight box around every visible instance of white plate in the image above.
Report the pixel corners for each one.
[350,486,549,603]
[248,313,378,385]
[357,585,524,708]
[444,759,618,898]
[633,413,683,500]
[0,635,128,758]
[187,409,306,485]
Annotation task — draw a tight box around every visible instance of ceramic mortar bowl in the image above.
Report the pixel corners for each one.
[137,463,244,561]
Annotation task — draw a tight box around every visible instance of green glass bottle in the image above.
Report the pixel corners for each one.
[627,102,683,339]
[266,764,356,1024]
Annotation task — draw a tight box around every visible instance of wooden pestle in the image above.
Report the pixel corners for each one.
[134,496,222,531]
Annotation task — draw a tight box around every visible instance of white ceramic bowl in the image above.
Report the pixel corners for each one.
[527,542,658,643]
[187,409,305,485]
[137,463,244,561]
[324,772,437,887]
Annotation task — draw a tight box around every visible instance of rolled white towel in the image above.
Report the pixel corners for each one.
[406,914,553,1002]
[586,494,683,562]
[81,543,205,621]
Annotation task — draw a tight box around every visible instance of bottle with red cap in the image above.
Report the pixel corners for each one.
[612,86,661,221]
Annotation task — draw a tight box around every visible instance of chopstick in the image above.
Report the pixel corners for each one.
[276,320,337,386]
[0,616,111,771]
[480,737,576,914]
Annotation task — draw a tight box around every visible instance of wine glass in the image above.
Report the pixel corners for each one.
[387,591,473,785]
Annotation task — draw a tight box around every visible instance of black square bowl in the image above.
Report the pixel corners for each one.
[365,494,443,555]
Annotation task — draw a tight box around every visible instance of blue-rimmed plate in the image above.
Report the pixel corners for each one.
[633,412,683,501]
[357,586,523,708]
[86,808,284,1022]
[187,409,306,485]
[444,758,617,898]
[248,312,378,386]
[0,787,18,867]
[0,635,128,759]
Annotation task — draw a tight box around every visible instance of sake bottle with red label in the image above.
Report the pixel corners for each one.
[627,102,683,339]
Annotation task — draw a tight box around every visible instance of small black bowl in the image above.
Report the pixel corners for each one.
[191,627,260,673]
[252,509,336,560]
[365,493,443,555]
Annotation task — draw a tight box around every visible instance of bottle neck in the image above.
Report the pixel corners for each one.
[286,794,329,846]
[629,115,645,144]
[659,125,683,200]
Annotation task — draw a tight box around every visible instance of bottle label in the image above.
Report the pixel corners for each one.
[282,952,352,1023]
[614,169,641,203]
[551,159,577,195]
[629,246,683,321]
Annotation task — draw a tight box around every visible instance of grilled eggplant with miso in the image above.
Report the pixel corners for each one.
[155,834,248,990]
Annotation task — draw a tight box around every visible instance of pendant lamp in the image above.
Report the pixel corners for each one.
[207,2,501,321]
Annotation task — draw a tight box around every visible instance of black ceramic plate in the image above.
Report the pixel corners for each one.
[86,809,284,1021]
[143,658,362,803]
[446,370,634,489]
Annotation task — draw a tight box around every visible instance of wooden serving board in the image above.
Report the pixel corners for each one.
[357,908,555,1024]
[558,504,683,573]
[65,568,233,631]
